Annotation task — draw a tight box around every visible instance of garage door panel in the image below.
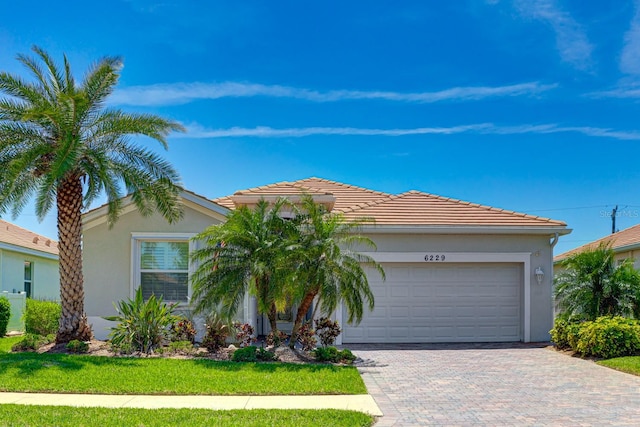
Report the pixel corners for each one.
[343,263,522,343]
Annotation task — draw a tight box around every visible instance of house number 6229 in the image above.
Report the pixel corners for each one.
[424,254,446,262]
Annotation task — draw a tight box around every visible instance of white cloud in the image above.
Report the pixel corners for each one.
[109,81,557,106]
[176,123,640,141]
[514,0,593,71]
[621,0,640,75]
[587,86,640,98]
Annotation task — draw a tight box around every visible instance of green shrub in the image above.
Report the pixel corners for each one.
[231,345,257,362]
[202,312,231,352]
[231,345,277,362]
[0,296,10,337]
[24,299,61,336]
[66,340,89,353]
[550,318,572,349]
[312,346,356,364]
[11,333,54,352]
[575,316,640,359]
[338,348,356,364]
[256,347,277,361]
[104,288,177,354]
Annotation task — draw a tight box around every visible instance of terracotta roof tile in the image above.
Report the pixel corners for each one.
[0,219,58,256]
[214,178,566,228]
[554,223,640,261]
[212,177,392,211]
[341,190,566,226]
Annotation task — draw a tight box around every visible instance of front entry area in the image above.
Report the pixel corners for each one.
[342,262,522,343]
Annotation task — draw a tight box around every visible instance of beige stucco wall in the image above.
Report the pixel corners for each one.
[359,232,557,342]
[83,204,224,339]
[0,249,59,300]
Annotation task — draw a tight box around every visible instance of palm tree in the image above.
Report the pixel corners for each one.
[554,243,640,320]
[0,47,185,342]
[190,198,298,333]
[287,196,384,348]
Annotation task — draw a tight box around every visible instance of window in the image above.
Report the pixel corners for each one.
[132,235,194,302]
[24,261,33,297]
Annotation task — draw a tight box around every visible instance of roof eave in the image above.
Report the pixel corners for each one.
[0,242,59,260]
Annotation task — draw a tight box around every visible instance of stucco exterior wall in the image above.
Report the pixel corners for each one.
[359,232,556,342]
[0,249,59,300]
[83,205,224,339]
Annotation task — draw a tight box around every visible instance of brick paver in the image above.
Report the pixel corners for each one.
[351,343,640,426]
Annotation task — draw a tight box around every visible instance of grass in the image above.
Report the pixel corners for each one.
[0,336,22,353]
[0,338,366,395]
[597,356,640,376]
[0,405,375,427]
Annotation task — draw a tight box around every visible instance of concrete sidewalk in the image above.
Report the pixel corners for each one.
[0,392,382,416]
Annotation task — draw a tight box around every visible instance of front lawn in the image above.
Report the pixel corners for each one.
[0,336,22,353]
[597,356,640,376]
[0,405,374,427]
[0,346,366,395]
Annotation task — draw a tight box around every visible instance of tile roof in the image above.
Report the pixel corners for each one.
[213,177,391,212]
[0,219,59,256]
[554,223,640,261]
[341,190,566,226]
[213,178,566,228]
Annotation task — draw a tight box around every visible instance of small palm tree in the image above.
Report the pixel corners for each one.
[190,198,297,333]
[554,243,640,320]
[0,47,184,342]
[287,195,384,348]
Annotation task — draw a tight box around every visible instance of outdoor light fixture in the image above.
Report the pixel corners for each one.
[535,267,544,285]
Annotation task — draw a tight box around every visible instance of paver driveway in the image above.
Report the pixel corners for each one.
[352,343,640,426]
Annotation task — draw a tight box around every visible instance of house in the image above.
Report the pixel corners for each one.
[83,178,570,343]
[554,223,640,270]
[0,219,59,299]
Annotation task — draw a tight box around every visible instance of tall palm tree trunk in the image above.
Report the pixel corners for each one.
[289,290,317,349]
[56,175,92,343]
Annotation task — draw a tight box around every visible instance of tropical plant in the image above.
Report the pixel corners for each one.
[104,287,178,354]
[265,329,289,347]
[24,299,61,336]
[0,47,184,343]
[288,195,384,348]
[169,316,196,343]
[315,317,342,347]
[554,243,640,320]
[191,198,298,335]
[233,322,256,347]
[295,321,317,351]
[202,312,231,352]
[0,296,10,337]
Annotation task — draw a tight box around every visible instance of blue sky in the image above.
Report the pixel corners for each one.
[2,0,640,255]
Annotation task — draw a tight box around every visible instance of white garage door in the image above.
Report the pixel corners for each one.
[342,263,522,343]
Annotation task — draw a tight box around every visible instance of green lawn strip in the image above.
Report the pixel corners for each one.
[0,405,374,427]
[597,356,640,376]
[0,336,22,353]
[0,352,366,395]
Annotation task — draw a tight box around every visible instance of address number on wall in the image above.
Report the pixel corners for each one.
[424,254,446,262]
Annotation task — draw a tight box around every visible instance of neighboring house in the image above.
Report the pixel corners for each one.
[83,178,570,343]
[0,219,59,300]
[554,223,640,271]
